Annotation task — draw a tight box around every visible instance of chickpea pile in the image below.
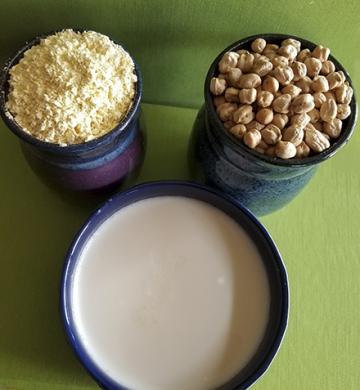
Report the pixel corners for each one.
[210,38,353,159]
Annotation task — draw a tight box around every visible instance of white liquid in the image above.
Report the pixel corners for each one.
[72,196,270,390]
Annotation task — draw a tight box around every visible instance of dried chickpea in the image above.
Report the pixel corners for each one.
[311,75,329,93]
[290,113,311,129]
[307,108,320,123]
[257,90,274,107]
[263,43,279,54]
[243,129,261,149]
[296,141,311,158]
[282,38,301,52]
[313,92,327,108]
[256,108,274,125]
[320,60,335,76]
[251,38,266,53]
[246,120,265,132]
[229,124,247,139]
[312,45,330,62]
[233,104,254,124]
[324,91,336,101]
[337,104,351,120]
[275,141,297,159]
[295,76,312,93]
[265,146,276,156]
[320,99,337,122]
[323,118,342,138]
[258,140,269,149]
[238,73,262,89]
[213,95,226,107]
[323,133,331,142]
[261,124,282,144]
[210,37,350,159]
[224,87,240,102]
[327,71,345,90]
[304,122,317,133]
[223,120,235,129]
[297,48,311,62]
[210,77,227,95]
[273,94,292,114]
[236,49,250,55]
[239,88,257,104]
[304,57,322,78]
[255,146,266,154]
[255,140,269,154]
[278,44,297,62]
[217,102,238,121]
[313,121,323,131]
[227,68,242,87]
[258,54,271,62]
[335,84,353,104]
[273,65,294,85]
[282,125,304,146]
[305,128,330,152]
[252,58,273,77]
[264,51,277,61]
[291,61,307,81]
[219,52,239,73]
[271,56,289,68]
[281,84,302,98]
[237,53,255,72]
[291,94,315,114]
[262,76,279,94]
[272,113,289,129]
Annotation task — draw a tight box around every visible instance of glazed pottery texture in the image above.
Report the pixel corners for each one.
[0,31,144,191]
[189,33,357,216]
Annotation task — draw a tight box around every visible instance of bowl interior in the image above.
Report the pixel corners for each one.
[0,29,142,153]
[205,33,357,167]
[61,181,289,390]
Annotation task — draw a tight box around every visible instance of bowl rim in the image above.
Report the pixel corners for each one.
[60,180,289,390]
[0,28,142,152]
[204,33,358,167]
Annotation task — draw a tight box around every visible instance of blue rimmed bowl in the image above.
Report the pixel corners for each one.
[189,33,357,216]
[0,30,144,191]
[61,181,289,390]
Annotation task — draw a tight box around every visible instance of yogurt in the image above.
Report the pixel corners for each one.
[71,196,270,390]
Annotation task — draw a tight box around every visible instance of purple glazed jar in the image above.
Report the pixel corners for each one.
[0,31,144,191]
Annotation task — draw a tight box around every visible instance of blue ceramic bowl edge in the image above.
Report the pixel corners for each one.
[60,180,289,390]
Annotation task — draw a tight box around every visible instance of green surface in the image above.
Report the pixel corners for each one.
[0,1,360,389]
[0,0,360,108]
[1,102,360,390]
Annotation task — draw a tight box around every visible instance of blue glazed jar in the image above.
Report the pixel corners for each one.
[189,34,357,216]
[0,31,144,191]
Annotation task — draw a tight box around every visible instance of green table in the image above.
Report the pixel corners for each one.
[1,1,359,389]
